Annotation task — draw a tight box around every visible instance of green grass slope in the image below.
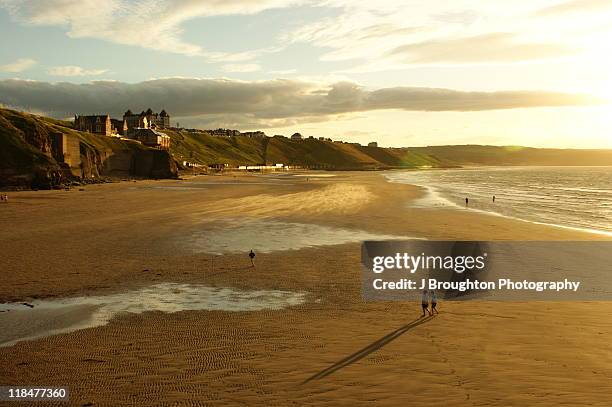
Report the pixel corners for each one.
[165,132,445,169]
[0,111,57,174]
[164,129,266,165]
[407,145,612,166]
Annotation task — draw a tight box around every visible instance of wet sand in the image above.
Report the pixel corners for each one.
[1,172,611,406]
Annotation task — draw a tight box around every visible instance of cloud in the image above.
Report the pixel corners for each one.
[388,33,574,65]
[283,1,611,72]
[536,0,612,16]
[1,1,605,73]
[430,10,480,25]
[221,64,261,73]
[269,69,297,75]
[284,5,429,63]
[0,77,603,129]
[0,58,37,72]
[47,65,108,76]
[0,0,298,58]
[364,87,600,111]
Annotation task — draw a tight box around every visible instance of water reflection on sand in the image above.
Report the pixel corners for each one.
[0,283,306,347]
[188,219,410,254]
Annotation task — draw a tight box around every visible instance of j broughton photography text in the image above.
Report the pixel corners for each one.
[1,1,612,406]
[366,244,582,294]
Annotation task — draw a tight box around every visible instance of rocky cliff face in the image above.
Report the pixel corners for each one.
[0,108,178,189]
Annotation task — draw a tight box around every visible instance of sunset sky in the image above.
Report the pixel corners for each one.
[0,0,611,147]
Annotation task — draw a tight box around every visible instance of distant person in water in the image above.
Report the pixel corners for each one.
[465,197,469,207]
[249,249,256,267]
[493,195,496,203]
[421,290,431,317]
[430,290,439,315]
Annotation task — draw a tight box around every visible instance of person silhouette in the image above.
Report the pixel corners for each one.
[249,249,255,267]
[421,290,431,317]
[430,290,439,315]
[465,197,469,207]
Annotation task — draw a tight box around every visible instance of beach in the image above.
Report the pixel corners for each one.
[1,172,611,406]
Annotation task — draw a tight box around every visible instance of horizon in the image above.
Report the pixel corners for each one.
[5,104,612,151]
[1,1,611,148]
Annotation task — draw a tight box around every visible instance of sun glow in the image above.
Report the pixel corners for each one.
[579,30,612,101]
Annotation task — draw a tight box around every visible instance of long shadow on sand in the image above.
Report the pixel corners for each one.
[302,315,435,384]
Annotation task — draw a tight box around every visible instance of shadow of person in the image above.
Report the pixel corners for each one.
[302,315,435,384]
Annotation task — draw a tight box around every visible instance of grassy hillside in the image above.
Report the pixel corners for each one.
[0,111,57,173]
[134,129,612,170]
[164,129,266,165]
[406,145,612,166]
[165,131,445,169]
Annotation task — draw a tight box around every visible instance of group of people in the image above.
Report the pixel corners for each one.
[421,290,439,317]
[0,194,8,203]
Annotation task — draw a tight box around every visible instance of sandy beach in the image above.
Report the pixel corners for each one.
[1,172,611,406]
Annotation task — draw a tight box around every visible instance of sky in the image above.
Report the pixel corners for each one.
[0,0,611,148]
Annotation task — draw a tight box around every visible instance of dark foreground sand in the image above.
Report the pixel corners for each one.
[0,172,611,406]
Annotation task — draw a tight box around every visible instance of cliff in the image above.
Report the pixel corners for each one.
[0,108,177,189]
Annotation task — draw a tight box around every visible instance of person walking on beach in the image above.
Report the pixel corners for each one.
[430,290,439,315]
[421,290,431,317]
[492,195,496,203]
[249,249,256,267]
[465,197,469,207]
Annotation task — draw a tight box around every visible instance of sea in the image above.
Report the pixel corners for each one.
[385,166,612,236]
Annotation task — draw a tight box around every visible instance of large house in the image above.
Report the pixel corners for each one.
[111,119,128,136]
[150,109,170,128]
[122,110,148,133]
[74,114,112,136]
[133,128,170,150]
[123,108,170,134]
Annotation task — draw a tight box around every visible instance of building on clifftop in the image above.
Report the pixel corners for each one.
[123,109,149,134]
[133,128,170,150]
[111,118,128,136]
[74,114,112,136]
[122,108,170,135]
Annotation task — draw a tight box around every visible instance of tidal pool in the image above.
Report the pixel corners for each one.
[188,220,410,254]
[0,283,306,347]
